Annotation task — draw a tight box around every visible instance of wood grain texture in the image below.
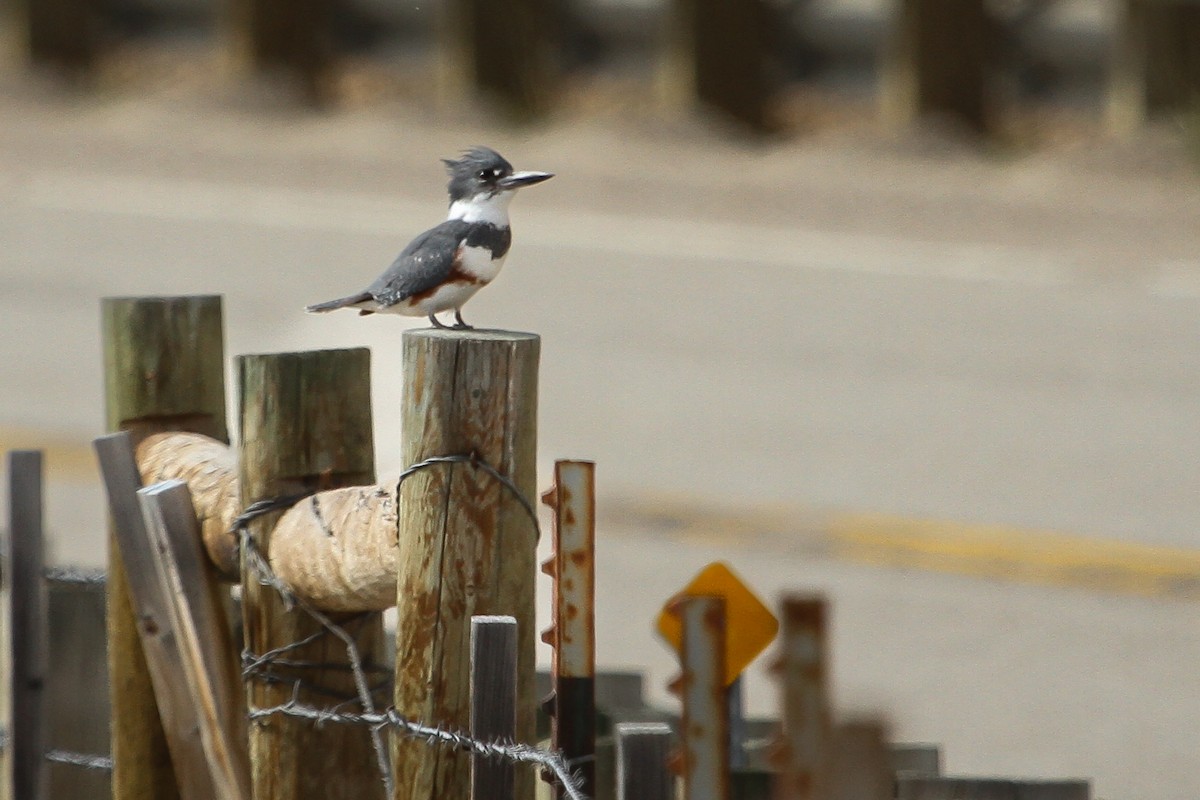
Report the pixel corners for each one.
[7,450,47,800]
[470,616,517,800]
[139,482,251,800]
[96,434,220,800]
[393,329,540,800]
[236,348,385,800]
[45,578,109,800]
[102,295,228,800]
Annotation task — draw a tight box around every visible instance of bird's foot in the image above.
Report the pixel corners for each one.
[451,310,473,330]
[429,314,452,330]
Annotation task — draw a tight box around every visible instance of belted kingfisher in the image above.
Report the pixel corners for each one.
[306,146,553,329]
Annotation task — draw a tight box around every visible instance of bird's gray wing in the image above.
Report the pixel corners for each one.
[367,220,471,308]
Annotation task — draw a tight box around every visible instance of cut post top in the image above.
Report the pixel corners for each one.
[403,328,540,344]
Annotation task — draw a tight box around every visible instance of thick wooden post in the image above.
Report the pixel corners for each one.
[665,0,776,131]
[1107,1,1200,134]
[237,348,384,800]
[11,0,101,71]
[881,0,995,134]
[393,329,540,800]
[227,0,337,103]
[103,295,227,800]
[437,0,557,116]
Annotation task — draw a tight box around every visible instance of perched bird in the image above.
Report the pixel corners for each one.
[306,146,553,329]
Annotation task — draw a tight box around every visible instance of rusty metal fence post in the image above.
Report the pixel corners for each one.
[541,460,597,799]
[773,594,830,800]
[669,596,729,800]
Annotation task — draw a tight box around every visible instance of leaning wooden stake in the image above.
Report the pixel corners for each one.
[102,295,227,800]
[96,434,226,800]
[393,329,540,800]
[6,450,48,800]
[237,348,385,800]
[139,481,252,800]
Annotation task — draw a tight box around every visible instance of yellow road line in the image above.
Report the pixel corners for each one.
[5,435,1197,601]
[605,496,1200,601]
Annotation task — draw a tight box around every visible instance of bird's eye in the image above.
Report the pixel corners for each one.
[478,168,500,181]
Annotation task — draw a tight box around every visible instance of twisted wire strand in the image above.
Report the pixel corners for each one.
[249,701,588,800]
[230,452,554,799]
[46,749,114,771]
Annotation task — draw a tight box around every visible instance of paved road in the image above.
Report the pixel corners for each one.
[1,83,1199,799]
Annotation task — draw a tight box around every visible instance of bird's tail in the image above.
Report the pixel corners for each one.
[305,292,372,314]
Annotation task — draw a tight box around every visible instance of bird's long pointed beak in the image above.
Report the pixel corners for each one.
[499,171,554,190]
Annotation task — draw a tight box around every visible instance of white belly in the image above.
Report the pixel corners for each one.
[460,245,506,283]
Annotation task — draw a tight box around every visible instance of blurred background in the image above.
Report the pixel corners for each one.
[1,0,1199,797]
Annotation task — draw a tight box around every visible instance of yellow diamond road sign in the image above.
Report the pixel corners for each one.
[656,561,779,686]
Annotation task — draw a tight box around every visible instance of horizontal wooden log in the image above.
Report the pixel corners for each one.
[137,433,240,578]
[132,431,399,610]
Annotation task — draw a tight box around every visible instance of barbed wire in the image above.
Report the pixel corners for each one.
[43,566,106,586]
[232,451,572,799]
[249,700,588,800]
[46,748,114,771]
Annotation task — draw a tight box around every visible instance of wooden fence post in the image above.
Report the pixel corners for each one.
[664,0,776,131]
[470,616,518,800]
[236,348,385,800]
[773,594,830,800]
[11,0,101,71]
[102,295,227,800]
[437,0,557,115]
[226,0,336,103]
[881,0,995,134]
[393,329,540,800]
[6,450,48,800]
[614,723,673,800]
[541,460,597,799]
[1107,1,1200,134]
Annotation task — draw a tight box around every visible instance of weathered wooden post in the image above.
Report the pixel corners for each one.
[663,0,776,131]
[103,295,227,800]
[6,450,48,800]
[392,329,540,800]
[1107,1,1200,134]
[437,0,557,116]
[226,0,337,103]
[881,0,996,134]
[236,348,385,800]
[469,616,518,800]
[11,0,101,71]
